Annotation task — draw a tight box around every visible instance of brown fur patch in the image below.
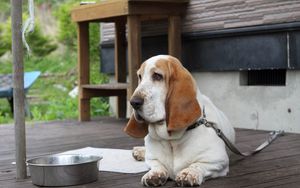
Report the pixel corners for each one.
[164,57,201,131]
[124,114,148,138]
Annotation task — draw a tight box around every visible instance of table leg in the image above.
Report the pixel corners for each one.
[7,97,14,114]
[168,15,182,60]
[115,20,127,118]
[127,16,141,100]
[77,22,90,121]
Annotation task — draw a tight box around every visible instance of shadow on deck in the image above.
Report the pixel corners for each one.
[0,117,299,188]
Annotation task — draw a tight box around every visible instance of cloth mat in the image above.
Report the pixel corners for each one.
[60,147,149,174]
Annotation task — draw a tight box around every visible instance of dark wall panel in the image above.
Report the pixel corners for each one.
[100,45,115,73]
[100,23,300,73]
[290,31,300,69]
[100,36,168,74]
[184,33,287,71]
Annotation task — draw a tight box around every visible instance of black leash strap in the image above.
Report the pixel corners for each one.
[205,121,284,156]
[189,106,285,157]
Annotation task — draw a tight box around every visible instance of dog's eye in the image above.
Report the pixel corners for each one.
[152,72,163,81]
[138,74,142,81]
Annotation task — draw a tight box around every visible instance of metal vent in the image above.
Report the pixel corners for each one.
[240,69,286,86]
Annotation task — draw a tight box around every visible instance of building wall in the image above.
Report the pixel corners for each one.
[100,0,300,133]
[108,70,300,133]
[192,71,300,133]
[101,0,300,42]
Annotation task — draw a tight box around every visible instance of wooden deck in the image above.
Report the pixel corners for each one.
[0,117,300,188]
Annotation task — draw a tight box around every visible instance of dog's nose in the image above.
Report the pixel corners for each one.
[130,96,144,110]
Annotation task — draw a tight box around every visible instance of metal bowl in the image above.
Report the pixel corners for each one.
[27,154,102,187]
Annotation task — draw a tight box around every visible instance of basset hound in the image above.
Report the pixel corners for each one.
[124,55,235,187]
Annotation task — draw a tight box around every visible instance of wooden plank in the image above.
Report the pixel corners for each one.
[11,0,27,179]
[81,89,126,99]
[71,1,129,22]
[71,1,187,22]
[80,84,128,99]
[128,0,189,2]
[128,2,187,16]
[115,20,127,118]
[168,15,182,60]
[82,83,128,90]
[1,120,300,188]
[77,22,90,121]
[127,15,142,99]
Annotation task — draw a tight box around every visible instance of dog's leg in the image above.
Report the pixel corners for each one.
[175,162,229,187]
[132,146,145,161]
[141,160,169,187]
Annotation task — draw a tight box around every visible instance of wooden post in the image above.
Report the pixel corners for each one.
[11,0,27,179]
[168,16,182,60]
[77,22,90,121]
[127,16,141,99]
[114,20,127,118]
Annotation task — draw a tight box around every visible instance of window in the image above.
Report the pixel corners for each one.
[240,69,286,86]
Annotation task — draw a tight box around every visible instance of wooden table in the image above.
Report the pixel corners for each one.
[71,0,188,121]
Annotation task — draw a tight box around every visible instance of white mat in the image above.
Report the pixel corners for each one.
[60,147,149,174]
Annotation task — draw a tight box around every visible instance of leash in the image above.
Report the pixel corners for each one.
[187,106,285,157]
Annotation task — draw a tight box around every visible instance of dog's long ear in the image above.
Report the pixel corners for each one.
[166,59,201,131]
[124,114,148,138]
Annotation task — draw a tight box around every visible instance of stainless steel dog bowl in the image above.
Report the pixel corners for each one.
[27,154,102,187]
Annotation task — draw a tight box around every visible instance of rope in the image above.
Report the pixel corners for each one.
[22,0,35,55]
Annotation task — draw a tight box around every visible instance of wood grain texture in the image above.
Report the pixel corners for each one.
[101,0,300,41]
[71,0,129,22]
[115,20,127,118]
[77,22,90,121]
[0,119,299,187]
[168,16,182,60]
[127,15,142,99]
[11,0,27,179]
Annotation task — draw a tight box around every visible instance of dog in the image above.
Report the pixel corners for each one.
[124,55,235,187]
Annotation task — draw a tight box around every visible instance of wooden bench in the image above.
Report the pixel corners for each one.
[71,0,188,121]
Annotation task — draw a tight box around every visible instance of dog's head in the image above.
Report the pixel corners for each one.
[124,55,201,138]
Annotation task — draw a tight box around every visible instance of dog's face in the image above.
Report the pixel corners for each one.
[130,55,169,124]
[124,55,201,138]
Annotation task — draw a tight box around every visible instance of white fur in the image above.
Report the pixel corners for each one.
[132,55,169,123]
[133,55,235,186]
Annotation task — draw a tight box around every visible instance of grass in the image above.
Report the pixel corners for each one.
[0,51,110,124]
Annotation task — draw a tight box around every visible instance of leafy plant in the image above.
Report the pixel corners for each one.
[54,2,77,49]
[0,1,109,124]
[0,15,57,57]
[54,1,100,62]
[0,106,11,124]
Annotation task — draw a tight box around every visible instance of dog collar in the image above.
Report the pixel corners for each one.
[187,106,213,131]
[186,118,212,131]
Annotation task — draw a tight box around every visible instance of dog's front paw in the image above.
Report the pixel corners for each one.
[175,168,203,187]
[132,146,145,161]
[142,169,168,187]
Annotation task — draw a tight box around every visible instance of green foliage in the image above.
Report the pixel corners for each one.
[26,23,58,57]
[54,2,77,48]
[54,1,100,62]
[0,1,109,124]
[0,1,10,20]
[0,22,11,57]
[31,97,78,121]
[0,15,57,57]
[0,53,109,123]
[0,104,11,124]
